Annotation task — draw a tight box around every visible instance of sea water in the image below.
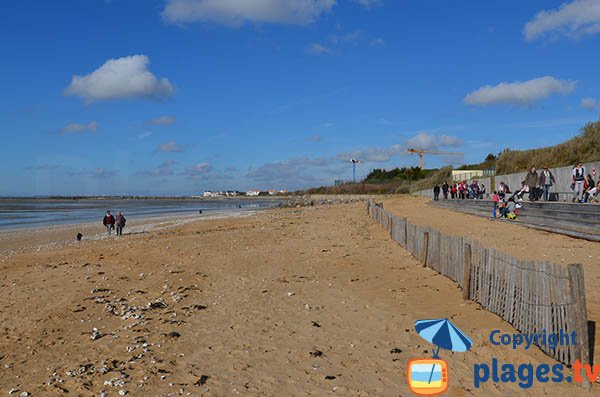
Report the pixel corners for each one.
[0,198,282,231]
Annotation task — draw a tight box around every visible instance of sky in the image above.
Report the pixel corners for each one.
[1,0,600,196]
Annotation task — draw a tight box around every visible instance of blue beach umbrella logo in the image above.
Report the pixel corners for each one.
[415,318,472,358]
[407,319,473,395]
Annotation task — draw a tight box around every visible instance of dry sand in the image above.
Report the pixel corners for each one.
[0,200,595,396]
[382,195,600,365]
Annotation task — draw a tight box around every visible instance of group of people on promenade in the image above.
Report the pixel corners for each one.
[571,163,599,203]
[433,181,486,201]
[103,210,127,236]
[432,163,599,204]
[510,164,598,203]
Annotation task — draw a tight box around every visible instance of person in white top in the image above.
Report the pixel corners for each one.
[572,163,586,203]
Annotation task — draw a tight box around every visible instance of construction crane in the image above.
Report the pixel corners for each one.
[407,148,464,170]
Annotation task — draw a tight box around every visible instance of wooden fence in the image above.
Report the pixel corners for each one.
[367,199,590,379]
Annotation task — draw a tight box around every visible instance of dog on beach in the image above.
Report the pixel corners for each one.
[76,233,83,241]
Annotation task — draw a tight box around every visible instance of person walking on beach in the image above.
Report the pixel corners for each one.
[442,181,449,200]
[539,166,555,201]
[572,162,586,203]
[103,210,115,235]
[525,166,539,201]
[115,211,126,236]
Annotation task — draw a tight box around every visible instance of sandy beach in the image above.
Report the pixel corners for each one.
[381,195,600,359]
[0,210,258,257]
[0,199,595,396]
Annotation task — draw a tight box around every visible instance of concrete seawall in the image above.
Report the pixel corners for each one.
[414,161,600,201]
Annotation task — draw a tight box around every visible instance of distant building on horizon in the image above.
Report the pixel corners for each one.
[203,190,244,197]
[452,169,495,182]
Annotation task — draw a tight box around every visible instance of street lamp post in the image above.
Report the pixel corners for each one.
[350,158,360,183]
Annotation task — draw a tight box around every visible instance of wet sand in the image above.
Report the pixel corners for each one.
[0,201,593,396]
[0,210,257,256]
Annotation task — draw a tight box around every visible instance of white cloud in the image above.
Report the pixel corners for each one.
[334,144,403,163]
[147,115,176,125]
[59,121,97,134]
[464,76,577,106]
[71,168,118,178]
[139,160,177,177]
[581,97,599,110]
[246,157,325,187]
[25,164,59,171]
[157,141,186,153]
[308,43,330,55]
[376,117,395,125]
[370,37,385,46]
[354,0,382,8]
[307,134,324,142]
[185,162,213,178]
[162,0,336,26]
[136,131,153,140]
[406,133,463,151]
[437,135,463,147]
[65,55,174,101]
[524,0,600,41]
[330,30,361,44]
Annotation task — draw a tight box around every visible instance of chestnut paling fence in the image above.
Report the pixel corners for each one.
[367,199,591,378]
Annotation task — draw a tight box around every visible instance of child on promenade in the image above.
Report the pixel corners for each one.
[493,191,499,218]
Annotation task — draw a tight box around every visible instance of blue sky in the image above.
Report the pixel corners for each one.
[2,0,600,196]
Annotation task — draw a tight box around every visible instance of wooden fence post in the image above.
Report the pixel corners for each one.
[462,243,472,300]
[568,263,591,391]
[423,232,429,267]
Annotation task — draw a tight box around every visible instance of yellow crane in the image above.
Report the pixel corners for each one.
[407,148,464,170]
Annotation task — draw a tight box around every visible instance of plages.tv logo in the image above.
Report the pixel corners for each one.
[407,318,472,396]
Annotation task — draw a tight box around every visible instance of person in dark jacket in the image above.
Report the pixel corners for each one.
[103,210,115,235]
[115,211,126,236]
[442,182,449,199]
[538,166,556,201]
[524,166,539,201]
[433,185,441,201]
